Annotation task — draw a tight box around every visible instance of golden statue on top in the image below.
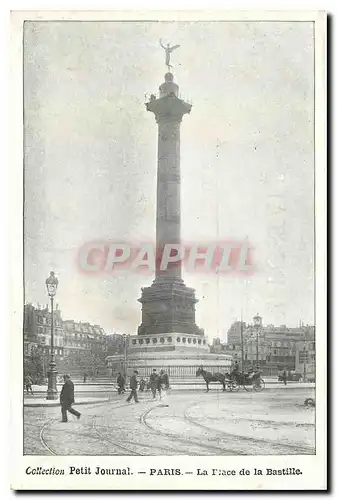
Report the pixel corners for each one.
[160,39,180,71]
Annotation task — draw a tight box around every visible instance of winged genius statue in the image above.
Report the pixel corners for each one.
[160,39,180,71]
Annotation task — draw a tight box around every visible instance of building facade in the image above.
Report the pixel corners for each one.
[225,317,315,376]
[23,303,109,378]
[24,303,64,375]
[295,339,316,381]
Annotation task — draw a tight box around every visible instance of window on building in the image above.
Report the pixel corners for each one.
[177,337,181,342]
[146,338,150,344]
[187,338,191,343]
[168,337,172,343]
[198,339,201,344]
[160,338,165,343]
[139,339,144,344]
[153,338,157,344]
[193,338,196,344]
[182,337,186,343]
[203,340,206,345]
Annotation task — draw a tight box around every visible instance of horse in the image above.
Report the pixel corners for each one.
[196,367,226,392]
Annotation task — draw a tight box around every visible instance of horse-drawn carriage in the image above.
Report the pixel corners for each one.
[196,367,265,392]
[226,370,265,392]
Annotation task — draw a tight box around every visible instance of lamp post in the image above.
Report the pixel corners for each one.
[303,344,307,383]
[123,334,128,377]
[45,271,59,400]
[240,315,245,372]
[253,313,262,369]
[301,326,308,383]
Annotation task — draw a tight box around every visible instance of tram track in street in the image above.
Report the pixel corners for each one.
[140,405,240,455]
[183,404,315,455]
[37,393,315,456]
[39,401,134,456]
[91,415,143,456]
[39,418,60,456]
[39,400,180,456]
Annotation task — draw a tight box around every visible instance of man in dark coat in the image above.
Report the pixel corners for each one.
[25,375,34,395]
[149,369,159,399]
[126,370,139,403]
[159,370,170,390]
[117,372,125,394]
[282,368,287,386]
[60,374,81,422]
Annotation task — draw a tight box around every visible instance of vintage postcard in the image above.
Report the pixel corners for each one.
[10,10,327,491]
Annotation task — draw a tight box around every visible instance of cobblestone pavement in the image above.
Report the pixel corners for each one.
[24,388,315,456]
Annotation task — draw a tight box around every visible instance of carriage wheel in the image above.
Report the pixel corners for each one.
[243,383,254,392]
[253,378,265,392]
[228,380,240,392]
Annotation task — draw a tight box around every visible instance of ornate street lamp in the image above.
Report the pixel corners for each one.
[45,271,59,400]
[253,313,262,368]
[301,325,309,383]
[123,334,128,377]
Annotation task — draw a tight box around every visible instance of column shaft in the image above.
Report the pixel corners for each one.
[156,119,181,279]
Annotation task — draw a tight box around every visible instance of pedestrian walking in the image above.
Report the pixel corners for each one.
[83,372,88,383]
[159,370,170,402]
[150,369,159,399]
[282,368,287,386]
[25,375,34,395]
[117,372,126,394]
[156,371,164,399]
[126,370,139,403]
[60,374,81,422]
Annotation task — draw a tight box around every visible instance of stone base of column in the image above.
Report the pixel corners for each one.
[138,277,204,336]
[46,366,58,400]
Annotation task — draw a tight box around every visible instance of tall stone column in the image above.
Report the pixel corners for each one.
[138,72,203,337]
[152,73,188,279]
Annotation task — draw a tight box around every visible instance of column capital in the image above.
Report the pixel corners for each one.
[146,95,192,124]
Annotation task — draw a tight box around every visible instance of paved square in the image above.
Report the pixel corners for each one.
[24,387,315,456]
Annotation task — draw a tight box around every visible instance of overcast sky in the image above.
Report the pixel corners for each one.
[23,20,314,340]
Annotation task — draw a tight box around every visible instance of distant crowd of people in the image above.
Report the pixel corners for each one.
[116,369,170,403]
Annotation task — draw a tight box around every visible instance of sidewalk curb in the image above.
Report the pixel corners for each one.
[31,383,315,392]
[24,385,315,406]
[24,397,109,408]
